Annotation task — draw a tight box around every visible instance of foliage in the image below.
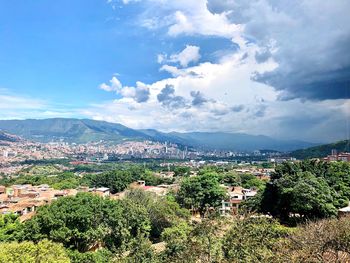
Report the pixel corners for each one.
[222,217,291,262]
[173,166,191,177]
[124,189,190,239]
[0,172,81,190]
[161,222,192,258]
[68,249,113,263]
[0,239,70,263]
[220,172,266,190]
[291,139,350,159]
[254,161,350,221]
[122,234,159,263]
[0,214,22,242]
[177,172,227,216]
[19,192,150,252]
[83,168,172,194]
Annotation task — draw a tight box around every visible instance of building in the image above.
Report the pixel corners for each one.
[324,152,350,162]
[220,186,257,216]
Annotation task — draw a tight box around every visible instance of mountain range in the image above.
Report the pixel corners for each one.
[0,118,317,151]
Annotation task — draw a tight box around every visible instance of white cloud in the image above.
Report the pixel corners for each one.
[0,89,82,120]
[97,0,350,142]
[99,77,150,103]
[160,45,201,67]
[99,76,122,92]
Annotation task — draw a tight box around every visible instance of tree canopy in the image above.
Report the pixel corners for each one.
[177,172,227,216]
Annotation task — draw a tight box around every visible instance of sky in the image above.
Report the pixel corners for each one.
[0,0,349,143]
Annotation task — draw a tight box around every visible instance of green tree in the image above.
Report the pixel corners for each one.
[262,172,337,221]
[161,222,192,258]
[222,217,291,262]
[173,167,191,177]
[124,189,190,239]
[123,234,159,263]
[20,193,149,252]
[177,173,227,216]
[0,214,22,242]
[0,239,70,263]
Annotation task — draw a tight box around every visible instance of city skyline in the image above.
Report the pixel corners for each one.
[0,0,349,143]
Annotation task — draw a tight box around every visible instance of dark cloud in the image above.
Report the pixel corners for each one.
[231,105,245,112]
[190,91,208,106]
[134,86,150,103]
[208,0,350,101]
[255,50,271,64]
[254,66,350,101]
[157,85,187,109]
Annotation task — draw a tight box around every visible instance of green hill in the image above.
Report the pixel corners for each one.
[291,140,350,159]
[0,118,150,143]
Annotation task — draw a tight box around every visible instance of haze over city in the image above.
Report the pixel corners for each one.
[0,0,349,143]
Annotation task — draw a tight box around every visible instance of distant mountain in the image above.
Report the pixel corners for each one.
[290,140,350,159]
[0,118,316,151]
[164,132,316,152]
[0,118,150,144]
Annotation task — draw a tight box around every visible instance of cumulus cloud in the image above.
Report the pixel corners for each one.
[159,45,201,67]
[97,0,350,142]
[99,77,150,103]
[99,76,122,92]
[157,85,187,109]
[190,91,208,106]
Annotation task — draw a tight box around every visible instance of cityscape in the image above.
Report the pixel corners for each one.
[0,0,349,262]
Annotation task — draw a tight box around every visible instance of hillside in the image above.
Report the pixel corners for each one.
[0,118,315,151]
[291,140,350,159]
[0,131,21,142]
[167,132,315,152]
[0,118,150,144]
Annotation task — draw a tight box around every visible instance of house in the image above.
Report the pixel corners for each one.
[338,203,350,218]
[94,187,110,197]
[220,186,258,216]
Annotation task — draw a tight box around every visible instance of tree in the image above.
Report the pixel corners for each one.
[67,249,113,263]
[122,234,159,263]
[173,167,191,177]
[0,214,22,242]
[220,172,266,190]
[0,239,70,263]
[260,171,337,221]
[222,217,290,262]
[177,173,227,216]
[124,189,190,239]
[20,192,150,252]
[161,222,192,258]
[85,170,133,194]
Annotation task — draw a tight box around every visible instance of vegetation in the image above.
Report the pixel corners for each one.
[0,160,349,262]
[0,172,81,190]
[247,160,350,222]
[176,172,227,216]
[291,139,350,159]
[220,172,266,190]
[0,214,21,242]
[0,240,70,263]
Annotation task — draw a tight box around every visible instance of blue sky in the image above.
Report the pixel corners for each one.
[0,0,349,142]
